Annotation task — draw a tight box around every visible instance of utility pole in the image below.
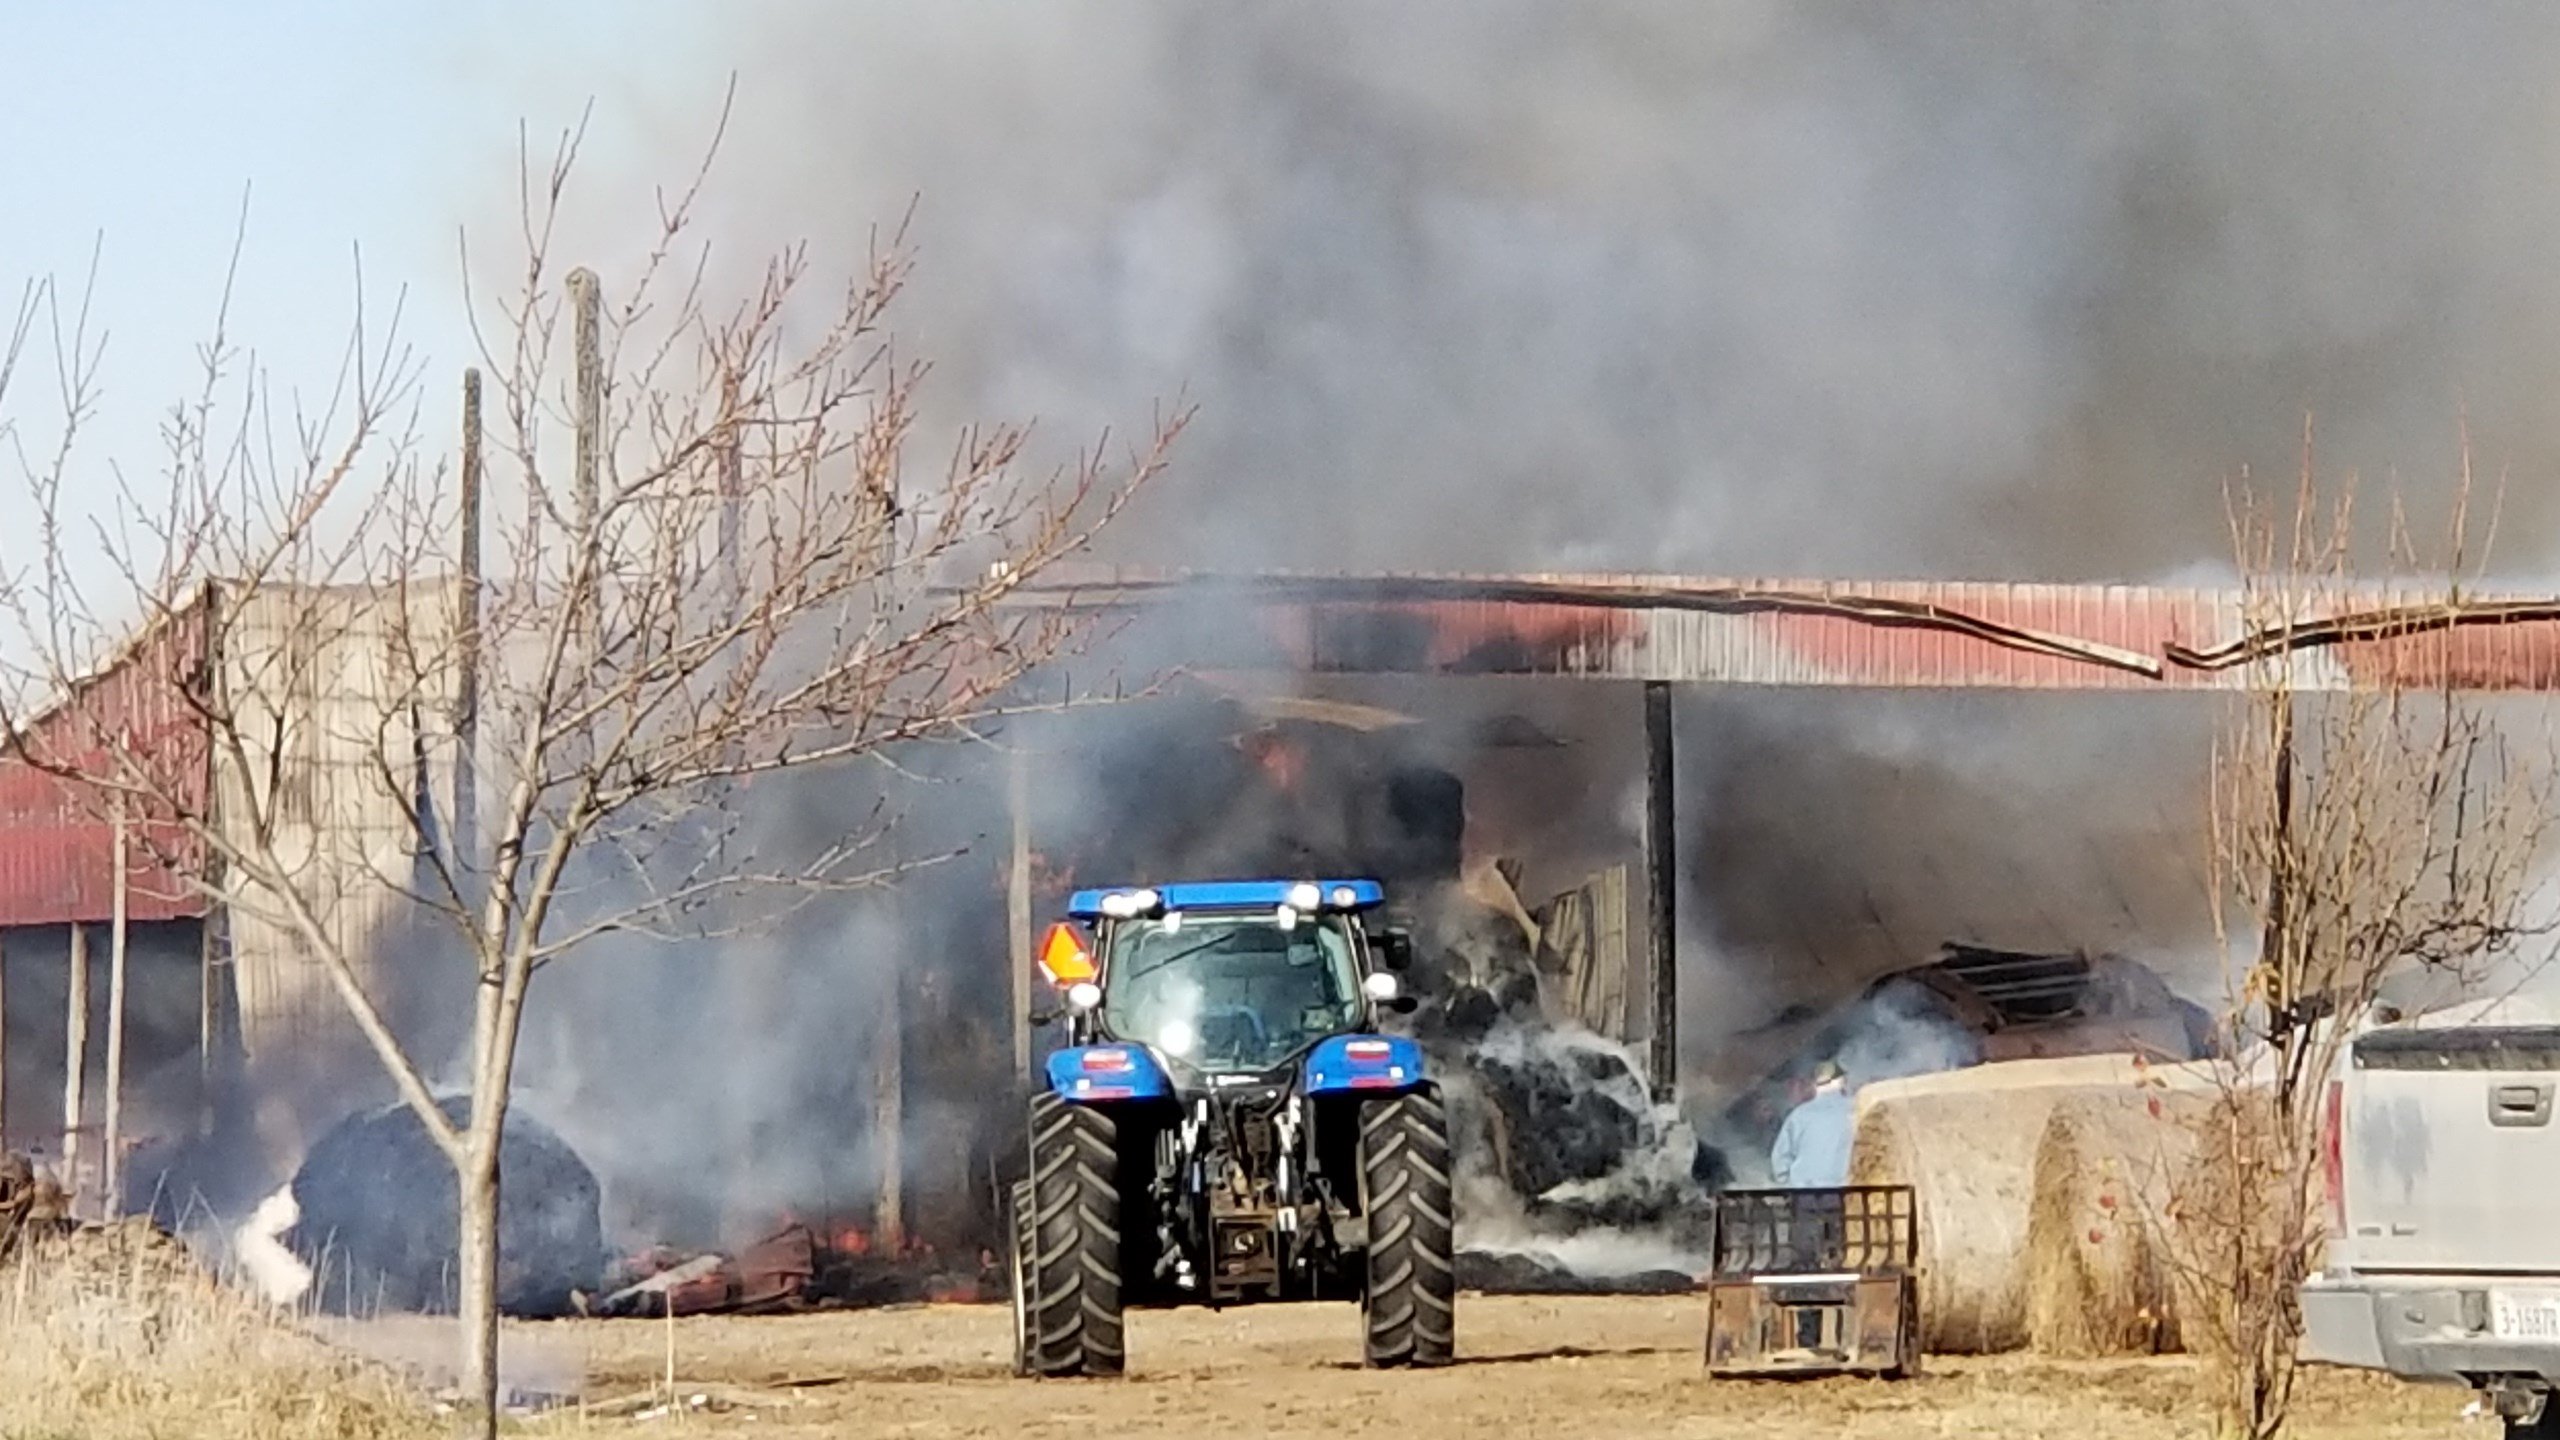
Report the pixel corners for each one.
[456,368,484,882]
[568,268,603,551]
[718,365,742,621]
[103,799,130,1215]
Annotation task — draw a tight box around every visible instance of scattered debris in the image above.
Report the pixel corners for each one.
[591,1221,998,1318]
[0,1152,73,1259]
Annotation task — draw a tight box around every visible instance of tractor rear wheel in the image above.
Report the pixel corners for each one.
[1006,1180,1035,1377]
[1360,1086,1455,1368]
[1027,1093,1124,1377]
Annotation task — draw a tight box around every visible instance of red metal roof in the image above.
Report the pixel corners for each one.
[0,602,212,927]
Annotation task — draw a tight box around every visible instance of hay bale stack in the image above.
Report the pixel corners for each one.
[2024,1090,2210,1356]
[1845,1058,2242,1354]
[1848,1084,2063,1353]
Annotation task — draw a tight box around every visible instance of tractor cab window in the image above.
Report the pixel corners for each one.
[1102,911,1363,1073]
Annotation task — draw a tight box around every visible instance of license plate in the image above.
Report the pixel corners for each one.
[2492,1291,2560,1341]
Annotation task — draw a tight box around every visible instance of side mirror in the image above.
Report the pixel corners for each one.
[1374,930,1414,973]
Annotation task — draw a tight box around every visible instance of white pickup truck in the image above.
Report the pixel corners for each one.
[2302,999,2560,1437]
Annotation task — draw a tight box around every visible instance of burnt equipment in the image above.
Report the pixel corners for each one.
[1008,879,1453,1377]
[1703,1185,1919,1379]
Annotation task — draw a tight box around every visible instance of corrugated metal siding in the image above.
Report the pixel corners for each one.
[1634,580,2241,689]
[0,602,211,925]
[215,582,455,1060]
[1027,567,2560,692]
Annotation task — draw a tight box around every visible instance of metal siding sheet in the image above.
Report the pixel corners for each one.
[216,582,456,1060]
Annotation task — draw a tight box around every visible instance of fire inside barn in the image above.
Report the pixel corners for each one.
[3,566,2556,1300]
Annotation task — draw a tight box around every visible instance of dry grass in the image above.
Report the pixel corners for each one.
[2024,1091,2208,1357]
[0,1222,445,1440]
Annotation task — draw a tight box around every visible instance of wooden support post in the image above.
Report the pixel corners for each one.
[872,888,905,1252]
[63,922,88,1209]
[0,932,9,1147]
[103,801,130,1215]
[1008,743,1033,1079]
[198,911,215,1134]
[1643,681,1679,1103]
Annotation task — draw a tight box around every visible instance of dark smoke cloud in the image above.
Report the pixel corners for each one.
[611,0,2560,581]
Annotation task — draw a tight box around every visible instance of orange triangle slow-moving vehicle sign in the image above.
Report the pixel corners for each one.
[1038,921,1097,985]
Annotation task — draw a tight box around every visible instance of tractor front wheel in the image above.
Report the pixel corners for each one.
[1027,1093,1125,1377]
[1360,1086,1456,1368]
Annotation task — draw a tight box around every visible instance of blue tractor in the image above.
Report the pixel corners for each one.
[1007,879,1454,1377]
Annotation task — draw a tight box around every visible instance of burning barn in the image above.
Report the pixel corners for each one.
[3,565,2554,1312]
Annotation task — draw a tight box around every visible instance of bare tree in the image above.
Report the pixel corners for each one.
[0,127,1181,1435]
[2170,442,2554,1440]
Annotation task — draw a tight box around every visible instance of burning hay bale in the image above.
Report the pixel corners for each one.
[275,1097,603,1318]
[1848,1077,2079,1353]
[2023,1089,2209,1356]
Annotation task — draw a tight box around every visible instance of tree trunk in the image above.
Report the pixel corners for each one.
[455,1129,504,1440]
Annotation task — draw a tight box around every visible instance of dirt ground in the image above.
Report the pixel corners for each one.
[492,1295,2472,1439]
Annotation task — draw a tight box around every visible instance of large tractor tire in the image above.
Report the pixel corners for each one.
[1360,1086,1456,1368]
[1007,1180,1035,1377]
[1027,1093,1125,1377]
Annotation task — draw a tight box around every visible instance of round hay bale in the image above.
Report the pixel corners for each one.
[2024,1089,2209,1357]
[1848,1084,2077,1353]
[2162,1086,2289,1369]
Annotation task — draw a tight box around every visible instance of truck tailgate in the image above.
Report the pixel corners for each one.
[2348,1025,2560,1273]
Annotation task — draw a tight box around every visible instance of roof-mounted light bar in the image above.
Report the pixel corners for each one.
[1067,879,1385,920]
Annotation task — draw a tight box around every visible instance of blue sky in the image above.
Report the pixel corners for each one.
[0,1,729,610]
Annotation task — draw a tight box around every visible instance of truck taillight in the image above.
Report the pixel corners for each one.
[2319,1078,2345,1236]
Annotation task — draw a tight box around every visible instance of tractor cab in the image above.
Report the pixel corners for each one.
[1039,880,1415,1084]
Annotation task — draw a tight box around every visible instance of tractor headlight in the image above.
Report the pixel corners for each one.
[1066,981,1103,1011]
[1287,882,1321,911]
[1160,1018,1197,1057]
[1362,972,1401,1002]
[1099,892,1138,918]
[1330,885,1359,909]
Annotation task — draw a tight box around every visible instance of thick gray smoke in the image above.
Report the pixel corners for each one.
[409,4,2560,1253]
[561,0,2560,581]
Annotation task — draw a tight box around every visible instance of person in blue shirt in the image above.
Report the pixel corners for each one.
[1770,1060,1854,1188]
